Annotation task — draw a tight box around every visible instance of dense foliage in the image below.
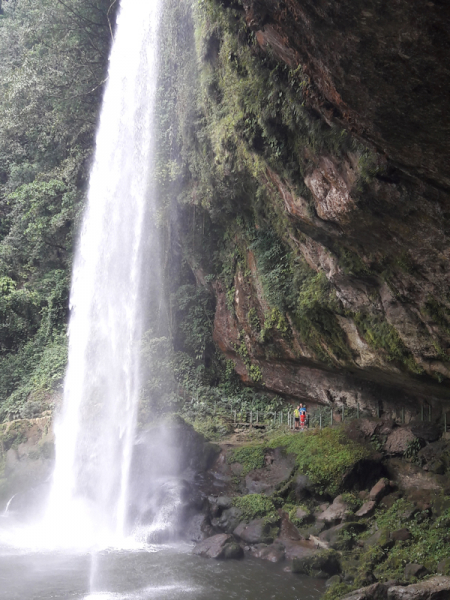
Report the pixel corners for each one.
[0,0,115,418]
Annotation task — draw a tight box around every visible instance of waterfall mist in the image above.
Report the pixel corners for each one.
[43,0,163,548]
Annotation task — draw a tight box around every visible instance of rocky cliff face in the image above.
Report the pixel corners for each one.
[156,0,450,417]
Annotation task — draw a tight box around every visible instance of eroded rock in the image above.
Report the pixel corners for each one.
[369,478,391,502]
[355,501,376,518]
[316,495,351,524]
[384,429,417,455]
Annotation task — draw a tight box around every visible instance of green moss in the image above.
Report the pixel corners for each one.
[340,492,363,513]
[269,427,371,496]
[1,420,29,451]
[337,247,372,276]
[422,296,450,336]
[259,307,289,343]
[232,493,276,521]
[227,444,265,476]
[321,583,356,600]
[353,312,423,374]
[374,500,450,576]
[283,503,312,527]
[247,307,261,333]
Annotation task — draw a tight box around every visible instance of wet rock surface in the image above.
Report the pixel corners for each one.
[192,533,243,560]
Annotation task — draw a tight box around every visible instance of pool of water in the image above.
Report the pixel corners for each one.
[0,539,326,600]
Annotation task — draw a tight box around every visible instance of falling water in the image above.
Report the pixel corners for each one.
[44,0,162,548]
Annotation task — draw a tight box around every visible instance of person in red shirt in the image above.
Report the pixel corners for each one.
[299,404,307,431]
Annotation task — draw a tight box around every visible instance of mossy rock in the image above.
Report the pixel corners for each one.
[222,541,244,560]
[232,493,276,522]
[298,521,326,539]
[438,558,450,576]
[227,445,266,477]
[269,428,371,497]
[321,582,356,600]
[1,420,30,452]
[292,549,341,577]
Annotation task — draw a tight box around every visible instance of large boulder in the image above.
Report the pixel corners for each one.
[233,518,275,544]
[384,428,417,455]
[192,533,243,559]
[211,506,243,533]
[245,447,295,495]
[410,422,441,443]
[292,548,341,578]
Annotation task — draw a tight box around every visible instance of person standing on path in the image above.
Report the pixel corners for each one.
[299,404,306,431]
[294,405,300,430]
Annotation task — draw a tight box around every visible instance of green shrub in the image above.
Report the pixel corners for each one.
[232,493,276,521]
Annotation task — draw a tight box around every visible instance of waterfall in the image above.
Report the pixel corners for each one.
[44,0,162,548]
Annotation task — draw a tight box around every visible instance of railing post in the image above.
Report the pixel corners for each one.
[250,411,253,427]
[319,411,322,429]
[342,405,345,422]
[357,403,360,419]
[331,409,333,427]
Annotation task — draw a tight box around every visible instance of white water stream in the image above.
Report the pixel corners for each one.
[43,0,162,549]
